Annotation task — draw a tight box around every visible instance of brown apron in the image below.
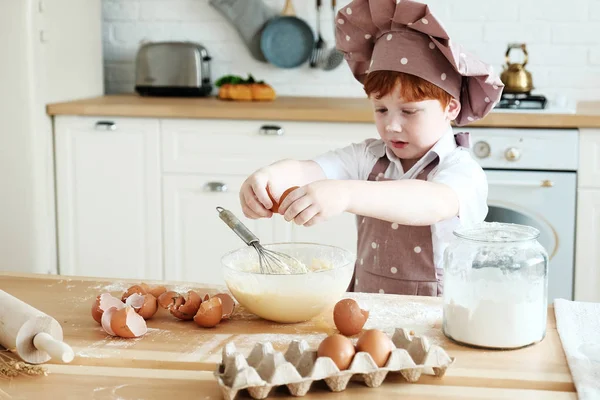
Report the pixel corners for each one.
[348,132,470,297]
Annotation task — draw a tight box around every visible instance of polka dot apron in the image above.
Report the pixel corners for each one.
[348,132,471,297]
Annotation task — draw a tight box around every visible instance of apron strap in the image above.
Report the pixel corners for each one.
[367,156,391,181]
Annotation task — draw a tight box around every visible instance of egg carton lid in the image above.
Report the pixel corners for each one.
[213,328,455,400]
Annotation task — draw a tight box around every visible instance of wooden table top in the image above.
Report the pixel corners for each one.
[0,272,576,399]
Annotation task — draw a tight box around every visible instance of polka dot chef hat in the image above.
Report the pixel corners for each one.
[335,0,505,126]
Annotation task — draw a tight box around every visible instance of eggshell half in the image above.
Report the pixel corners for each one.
[126,293,158,320]
[171,291,202,320]
[194,297,222,328]
[92,293,125,324]
[110,306,148,338]
[333,298,369,336]
[213,293,235,319]
[158,291,181,309]
[121,285,148,302]
[101,306,121,336]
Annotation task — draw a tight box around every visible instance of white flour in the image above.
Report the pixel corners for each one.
[443,267,547,349]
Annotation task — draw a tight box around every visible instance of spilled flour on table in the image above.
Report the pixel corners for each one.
[91,282,131,292]
[348,293,447,345]
[76,328,164,359]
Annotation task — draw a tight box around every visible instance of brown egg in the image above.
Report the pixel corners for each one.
[125,293,158,320]
[317,334,356,370]
[202,293,210,302]
[194,297,223,328]
[356,329,395,367]
[269,186,300,214]
[158,290,181,309]
[110,306,148,338]
[170,291,202,320]
[149,286,167,298]
[267,187,278,212]
[91,293,125,324]
[333,298,369,336]
[121,285,148,302]
[213,293,235,319]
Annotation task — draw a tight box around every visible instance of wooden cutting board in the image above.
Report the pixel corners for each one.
[0,272,576,399]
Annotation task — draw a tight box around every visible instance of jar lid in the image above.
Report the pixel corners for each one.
[454,222,540,243]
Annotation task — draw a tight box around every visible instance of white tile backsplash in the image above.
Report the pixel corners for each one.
[103,0,600,101]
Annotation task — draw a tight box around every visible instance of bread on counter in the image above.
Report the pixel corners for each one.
[216,75,276,102]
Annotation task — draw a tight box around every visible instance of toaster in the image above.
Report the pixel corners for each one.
[135,41,213,97]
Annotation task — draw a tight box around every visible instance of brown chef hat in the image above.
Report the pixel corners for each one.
[335,0,504,125]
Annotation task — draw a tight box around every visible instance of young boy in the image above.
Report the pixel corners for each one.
[239,0,504,296]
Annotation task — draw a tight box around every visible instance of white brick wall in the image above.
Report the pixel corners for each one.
[103,0,600,102]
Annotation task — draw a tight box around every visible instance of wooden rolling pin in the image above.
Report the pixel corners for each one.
[0,289,74,364]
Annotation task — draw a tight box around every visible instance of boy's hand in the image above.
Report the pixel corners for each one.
[278,180,350,226]
[239,169,274,219]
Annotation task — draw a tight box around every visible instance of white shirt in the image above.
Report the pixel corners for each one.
[312,127,488,270]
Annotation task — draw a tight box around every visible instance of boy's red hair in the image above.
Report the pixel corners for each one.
[364,71,453,109]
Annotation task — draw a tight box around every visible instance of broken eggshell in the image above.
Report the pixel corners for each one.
[109,306,148,338]
[125,293,159,320]
[92,293,126,324]
[213,293,235,319]
[157,290,181,309]
[121,284,148,302]
[101,305,124,335]
[194,297,222,328]
[333,298,369,336]
[170,291,202,320]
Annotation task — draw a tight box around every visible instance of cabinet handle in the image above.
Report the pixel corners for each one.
[489,180,554,188]
[259,125,284,136]
[95,121,116,131]
[204,182,228,192]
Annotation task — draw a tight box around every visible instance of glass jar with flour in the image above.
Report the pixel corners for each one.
[442,222,548,349]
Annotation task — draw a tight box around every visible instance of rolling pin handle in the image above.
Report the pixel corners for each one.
[32,332,74,363]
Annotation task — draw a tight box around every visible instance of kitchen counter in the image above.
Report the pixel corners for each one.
[0,272,576,399]
[46,94,600,128]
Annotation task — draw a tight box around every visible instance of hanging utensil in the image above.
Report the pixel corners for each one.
[260,0,314,69]
[310,0,325,68]
[320,0,345,71]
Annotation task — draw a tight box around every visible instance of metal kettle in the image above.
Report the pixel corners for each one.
[500,43,533,94]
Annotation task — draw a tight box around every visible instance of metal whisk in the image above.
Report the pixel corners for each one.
[216,207,309,275]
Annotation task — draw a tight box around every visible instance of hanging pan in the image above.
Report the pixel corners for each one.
[260,0,314,69]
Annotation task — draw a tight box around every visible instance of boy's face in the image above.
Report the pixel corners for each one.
[371,84,461,161]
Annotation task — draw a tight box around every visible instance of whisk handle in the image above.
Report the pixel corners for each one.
[216,207,259,246]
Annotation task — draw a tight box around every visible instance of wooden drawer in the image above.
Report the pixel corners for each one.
[161,119,375,174]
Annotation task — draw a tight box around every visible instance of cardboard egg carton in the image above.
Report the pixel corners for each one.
[214,328,454,399]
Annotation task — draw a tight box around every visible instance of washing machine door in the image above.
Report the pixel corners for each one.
[484,169,576,301]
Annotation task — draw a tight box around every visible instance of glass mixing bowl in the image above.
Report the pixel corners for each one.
[221,242,355,323]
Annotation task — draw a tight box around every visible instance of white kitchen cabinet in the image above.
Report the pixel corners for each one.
[161,119,374,175]
[162,174,275,285]
[578,129,600,188]
[575,188,600,302]
[55,116,162,280]
[575,128,600,302]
